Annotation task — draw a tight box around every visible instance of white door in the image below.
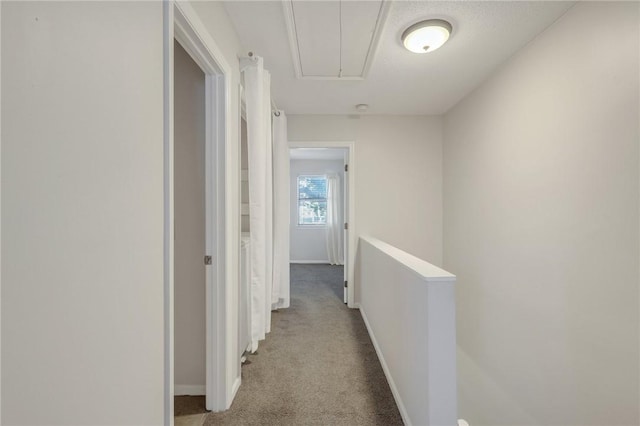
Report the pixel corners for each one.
[343,154,349,303]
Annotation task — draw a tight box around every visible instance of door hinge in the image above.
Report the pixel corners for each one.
[344,280,348,288]
[344,164,349,172]
[344,222,348,230]
[204,255,212,265]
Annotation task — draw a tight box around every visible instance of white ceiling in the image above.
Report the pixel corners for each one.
[224,1,575,115]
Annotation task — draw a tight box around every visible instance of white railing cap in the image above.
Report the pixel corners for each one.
[361,236,456,283]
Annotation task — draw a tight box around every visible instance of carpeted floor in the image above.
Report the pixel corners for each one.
[175,263,403,425]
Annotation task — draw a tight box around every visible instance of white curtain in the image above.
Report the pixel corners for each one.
[241,56,290,351]
[272,112,290,309]
[241,56,272,351]
[263,71,274,334]
[325,174,343,265]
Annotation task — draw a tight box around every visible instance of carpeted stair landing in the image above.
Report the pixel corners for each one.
[175,263,403,425]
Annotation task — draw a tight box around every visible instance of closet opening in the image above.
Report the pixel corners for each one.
[173,36,206,400]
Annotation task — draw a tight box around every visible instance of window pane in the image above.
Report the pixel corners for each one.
[297,175,327,225]
[298,200,327,225]
[298,176,327,200]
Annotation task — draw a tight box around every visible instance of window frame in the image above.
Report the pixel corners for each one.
[296,174,328,227]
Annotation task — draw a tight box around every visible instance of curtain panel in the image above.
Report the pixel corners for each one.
[272,112,290,309]
[241,55,290,351]
[325,174,344,265]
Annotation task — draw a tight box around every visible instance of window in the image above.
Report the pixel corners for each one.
[297,175,327,226]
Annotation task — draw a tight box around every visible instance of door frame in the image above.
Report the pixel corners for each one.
[288,141,356,308]
[163,2,234,423]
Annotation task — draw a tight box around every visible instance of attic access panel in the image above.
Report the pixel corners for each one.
[282,0,390,80]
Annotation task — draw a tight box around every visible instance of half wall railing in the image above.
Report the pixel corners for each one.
[357,236,457,426]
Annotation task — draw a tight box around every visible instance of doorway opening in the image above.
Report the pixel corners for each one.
[164,2,233,424]
[173,35,206,411]
[288,142,356,307]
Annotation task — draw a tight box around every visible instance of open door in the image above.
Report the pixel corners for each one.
[343,153,349,304]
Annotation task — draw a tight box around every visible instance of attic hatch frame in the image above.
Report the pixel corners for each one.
[163,1,236,423]
[281,0,392,80]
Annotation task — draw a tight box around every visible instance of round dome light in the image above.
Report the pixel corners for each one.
[402,19,452,53]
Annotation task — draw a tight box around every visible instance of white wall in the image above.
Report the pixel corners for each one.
[1,0,249,422]
[290,159,344,263]
[443,2,639,425]
[174,40,206,393]
[288,116,443,266]
[288,116,443,302]
[1,2,165,424]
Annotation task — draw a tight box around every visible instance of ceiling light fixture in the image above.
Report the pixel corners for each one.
[402,19,452,53]
[355,104,369,113]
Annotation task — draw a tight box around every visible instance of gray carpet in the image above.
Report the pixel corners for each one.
[176,263,403,425]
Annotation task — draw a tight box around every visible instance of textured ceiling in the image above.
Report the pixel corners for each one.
[224,1,575,115]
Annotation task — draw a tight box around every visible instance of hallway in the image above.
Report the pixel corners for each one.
[175,264,403,425]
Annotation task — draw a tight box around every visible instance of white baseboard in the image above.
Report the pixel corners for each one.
[174,385,206,396]
[229,376,241,407]
[359,306,412,426]
[289,260,330,264]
